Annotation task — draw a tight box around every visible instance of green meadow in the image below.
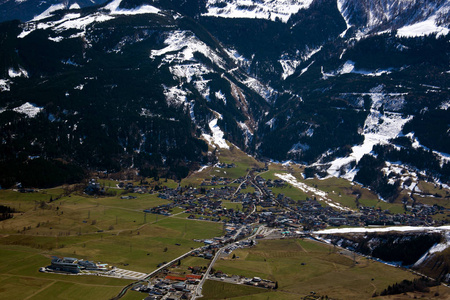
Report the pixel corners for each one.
[212,239,419,300]
[1,151,449,300]
[0,186,224,299]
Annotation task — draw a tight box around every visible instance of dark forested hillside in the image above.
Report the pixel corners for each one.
[0,0,449,189]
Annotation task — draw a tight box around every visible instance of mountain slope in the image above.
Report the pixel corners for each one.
[0,0,110,23]
[0,0,449,191]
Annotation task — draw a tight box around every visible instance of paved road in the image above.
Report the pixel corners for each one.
[192,247,225,299]
[192,225,267,299]
[113,245,204,299]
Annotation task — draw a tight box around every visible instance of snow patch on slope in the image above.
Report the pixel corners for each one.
[279,58,301,80]
[405,132,450,166]
[203,117,230,149]
[151,30,227,104]
[170,64,212,82]
[203,0,314,23]
[382,162,420,190]
[12,102,43,118]
[288,142,310,155]
[163,85,188,106]
[8,67,29,78]
[215,91,227,105]
[0,79,11,92]
[397,15,449,37]
[336,61,392,77]
[32,4,66,21]
[439,100,450,110]
[19,0,159,38]
[69,3,81,10]
[326,87,411,180]
[238,121,253,147]
[19,12,112,38]
[338,0,450,37]
[414,231,450,267]
[275,173,353,211]
[336,0,351,37]
[243,77,277,103]
[150,31,225,68]
[104,0,160,16]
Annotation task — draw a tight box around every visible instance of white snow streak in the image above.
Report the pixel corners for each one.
[32,4,66,21]
[275,173,353,211]
[243,78,277,103]
[203,118,230,149]
[337,61,392,77]
[314,225,450,235]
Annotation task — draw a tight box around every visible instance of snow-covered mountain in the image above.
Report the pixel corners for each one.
[0,0,111,22]
[0,0,448,192]
[337,0,450,37]
[201,0,450,37]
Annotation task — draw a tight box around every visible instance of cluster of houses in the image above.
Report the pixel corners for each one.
[200,176,233,186]
[133,277,196,299]
[140,171,448,232]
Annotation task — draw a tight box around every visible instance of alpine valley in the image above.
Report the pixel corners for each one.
[0,1,450,299]
[1,0,449,194]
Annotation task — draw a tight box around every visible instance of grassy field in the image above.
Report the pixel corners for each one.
[212,238,420,299]
[181,145,264,187]
[260,165,409,214]
[0,186,225,299]
[202,280,269,299]
[222,201,243,211]
[0,246,130,300]
[1,153,449,299]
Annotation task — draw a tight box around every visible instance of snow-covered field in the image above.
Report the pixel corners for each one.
[275,173,353,211]
[203,0,314,23]
[397,15,449,38]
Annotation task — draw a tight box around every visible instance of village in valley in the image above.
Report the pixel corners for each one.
[35,155,449,300]
[2,147,449,299]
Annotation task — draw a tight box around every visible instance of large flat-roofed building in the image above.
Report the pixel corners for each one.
[49,257,81,274]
